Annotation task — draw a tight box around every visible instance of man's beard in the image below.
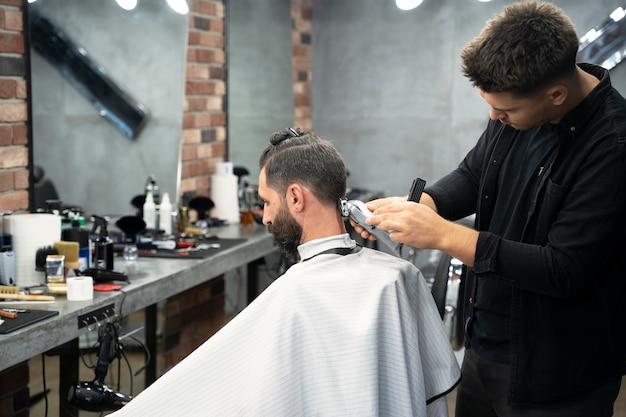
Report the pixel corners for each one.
[268,204,302,258]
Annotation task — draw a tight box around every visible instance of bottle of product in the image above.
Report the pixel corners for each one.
[61,218,91,270]
[160,192,173,235]
[143,190,156,230]
[145,175,160,205]
[92,215,114,271]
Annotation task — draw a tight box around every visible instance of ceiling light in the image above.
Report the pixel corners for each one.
[395,0,424,11]
[115,0,137,11]
[167,0,190,15]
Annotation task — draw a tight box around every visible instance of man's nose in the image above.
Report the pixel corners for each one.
[490,108,506,121]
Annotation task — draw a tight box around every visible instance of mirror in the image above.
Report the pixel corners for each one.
[28,0,188,217]
[226,0,294,183]
[578,5,626,70]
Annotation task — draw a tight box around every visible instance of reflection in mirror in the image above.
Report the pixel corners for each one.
[29,0,188,217]
[578,6,626,70]
[226,0,293,183]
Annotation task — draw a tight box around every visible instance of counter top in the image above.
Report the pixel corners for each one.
[0,223,275,372]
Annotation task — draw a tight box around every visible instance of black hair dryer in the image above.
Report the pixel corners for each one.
[67,322,132,411]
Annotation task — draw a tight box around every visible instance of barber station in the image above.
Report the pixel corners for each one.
[1,0,626,416]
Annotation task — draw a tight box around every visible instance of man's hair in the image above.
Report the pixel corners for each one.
[460,0,580,96]
[259,128,347,207]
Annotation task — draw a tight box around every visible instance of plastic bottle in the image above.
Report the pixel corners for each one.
[160,192,173,235]
[143,190,156,230]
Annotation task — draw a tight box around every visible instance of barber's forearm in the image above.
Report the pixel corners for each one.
[436,220,478,267]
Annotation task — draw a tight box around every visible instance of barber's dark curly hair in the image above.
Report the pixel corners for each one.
[461,0,579,96]
[259,128,347,207]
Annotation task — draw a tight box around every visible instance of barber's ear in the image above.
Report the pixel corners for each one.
[547,84,567,106]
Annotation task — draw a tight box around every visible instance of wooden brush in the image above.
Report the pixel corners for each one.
[0,285,55,301]
[53,241,80,270]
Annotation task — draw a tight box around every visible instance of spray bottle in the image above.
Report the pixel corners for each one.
[92,215,114,271]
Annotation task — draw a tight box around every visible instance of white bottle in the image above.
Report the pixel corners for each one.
[159,192,173,235]
[143,190,156,230]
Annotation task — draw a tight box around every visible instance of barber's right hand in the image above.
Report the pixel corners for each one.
[349,196,407,241]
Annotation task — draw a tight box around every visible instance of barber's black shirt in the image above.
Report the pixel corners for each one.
[472,125,557,363]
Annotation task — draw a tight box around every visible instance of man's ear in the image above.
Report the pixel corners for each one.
[547,83,567,106]
[286,184,305,212]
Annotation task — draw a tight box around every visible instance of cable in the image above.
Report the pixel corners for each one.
[41,354,48,417]
[119,347,135,396]
[124,334,151,379]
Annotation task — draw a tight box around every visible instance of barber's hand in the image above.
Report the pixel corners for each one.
[366,200,447,250]
[349,196,407,241]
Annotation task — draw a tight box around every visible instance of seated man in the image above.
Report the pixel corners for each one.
[110,129,460,417]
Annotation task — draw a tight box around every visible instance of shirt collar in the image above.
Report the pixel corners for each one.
[557,63,612,137]
[297,234,356,262]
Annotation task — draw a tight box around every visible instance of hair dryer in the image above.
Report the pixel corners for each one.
[67,322,132,411]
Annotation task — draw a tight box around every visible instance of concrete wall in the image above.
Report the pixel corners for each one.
[227,0,294,182]
[29,0,187,216]
[312,0,626,197]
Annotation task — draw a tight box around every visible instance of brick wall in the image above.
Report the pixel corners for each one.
[180,0,227,199]
[162,277,225,371]
[180,0,313,200]
[292,0,313,132]
[0,0,29,213]
[0,1,31,410]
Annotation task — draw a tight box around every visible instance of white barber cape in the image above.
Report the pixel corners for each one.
[111,234,461,417]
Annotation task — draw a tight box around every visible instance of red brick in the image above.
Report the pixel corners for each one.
[13,168,28,189]
[185,64,209,80]
[209,18,223,33]
[4,9,22,31]
[196,1,217,17]
[12,124,26,144]
[0,102,27,122]
[181,145,198,162]
[0,79,15,98]
[196,143,214,159]
[0,147,27,168]
[15,79,26,99]
[190,48,215,64]
[212,142,226,156]
[0,32,24,54]
[0,125,11,145]
[0,170,12,192]
[0,190,28,211]
[182,128,201,144]
[0,1,22,7]
[187,31,201,46]
[194,32,222,48]
[293,44,310,58]
[294,95,310,107]
[185,80,217,95]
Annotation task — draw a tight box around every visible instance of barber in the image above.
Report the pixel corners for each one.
[354,1,626,416]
